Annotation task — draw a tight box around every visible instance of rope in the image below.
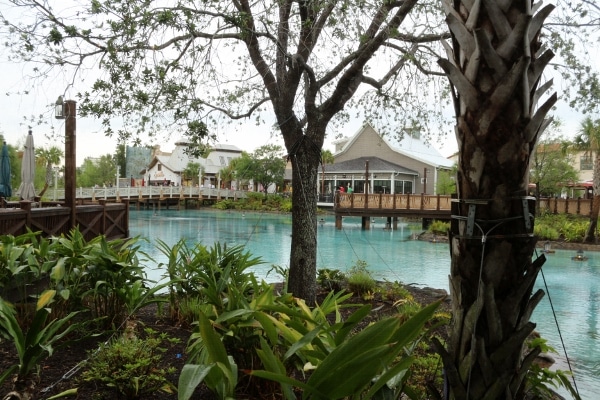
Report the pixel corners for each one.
[534,248,581,397]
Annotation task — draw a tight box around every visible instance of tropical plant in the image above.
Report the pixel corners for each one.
[427,220,450,235]
[156,238,264,325]
[437,0,556,397]
[218,163,236,190]
[34,146,63,198]
[179,311,239,400]
[0,290,81,398]
[181,162,204,186]
[524,337,581,400]
[82,328,180,399]
[48,231,149,328]
[251,299,442,400]
[181,284,358,399]
[345,260,376,296]
[316,268,346,292]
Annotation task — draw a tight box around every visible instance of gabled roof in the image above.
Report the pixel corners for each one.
[322,157,418,175]
[145,143,243,175]
[336,121,454,169]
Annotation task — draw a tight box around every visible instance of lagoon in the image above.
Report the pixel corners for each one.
[130,209,599,399]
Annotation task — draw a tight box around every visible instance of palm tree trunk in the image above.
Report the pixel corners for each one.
[436,1,556,398]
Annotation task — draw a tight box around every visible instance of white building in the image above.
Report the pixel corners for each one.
[143,141,243,187]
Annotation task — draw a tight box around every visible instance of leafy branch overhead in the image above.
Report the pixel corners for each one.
[2,0,456,144]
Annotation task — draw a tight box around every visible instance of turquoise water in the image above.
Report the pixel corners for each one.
[129,209,599,399]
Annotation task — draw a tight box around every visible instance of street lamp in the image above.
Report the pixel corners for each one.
[55,96,65,119]
[55,95,76,227]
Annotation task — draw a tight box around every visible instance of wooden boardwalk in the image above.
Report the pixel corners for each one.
[331,193,595,230]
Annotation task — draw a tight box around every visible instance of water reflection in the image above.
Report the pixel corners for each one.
[130,209,598,399]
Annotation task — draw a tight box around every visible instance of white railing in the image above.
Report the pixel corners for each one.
[52,187,247,201]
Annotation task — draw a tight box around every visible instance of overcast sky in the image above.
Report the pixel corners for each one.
[0,2,589,167]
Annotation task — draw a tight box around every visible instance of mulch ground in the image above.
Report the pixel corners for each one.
[0,284,450,400]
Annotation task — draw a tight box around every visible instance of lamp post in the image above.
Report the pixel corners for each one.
[55,96,76,228]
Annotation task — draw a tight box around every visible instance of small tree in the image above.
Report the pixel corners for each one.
[182,162,204,186]
[218,164,236,190]
[235,145,286,194]
[435,167,457,195]
[530,137,578,198]
[35,146,63,197]
[76,155,117,188]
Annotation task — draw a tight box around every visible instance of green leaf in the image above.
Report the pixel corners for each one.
[178,364,214,400]
[50,258,66,282]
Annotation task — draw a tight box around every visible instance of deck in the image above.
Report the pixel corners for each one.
[331,193,595,230]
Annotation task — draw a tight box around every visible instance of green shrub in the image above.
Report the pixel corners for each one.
[428,220,450,235]
[535,214,590,242]
[213,199,236,210]
[533,224,560,241]
[82,328,180,399]
[317,268,346,291]
[379,280,413,301]
[346,260,376,295]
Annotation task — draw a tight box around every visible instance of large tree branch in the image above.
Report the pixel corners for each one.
[237,0,280,106]
[318,0,419,121]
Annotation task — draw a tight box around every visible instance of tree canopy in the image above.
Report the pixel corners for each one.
[234,145,286,193]
[530,135,578,197]
[77,154,117,188]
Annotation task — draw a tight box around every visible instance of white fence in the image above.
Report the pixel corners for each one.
[52,186,247,201]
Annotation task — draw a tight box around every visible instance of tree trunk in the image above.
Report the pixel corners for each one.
[437,1,556,398]
[285,134,322,304]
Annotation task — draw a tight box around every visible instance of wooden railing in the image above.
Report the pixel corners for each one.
[336,193,452,212]
[50,186,247,202]
[335,193,593,217]
[0,200,129,241]
[537,197,592,216]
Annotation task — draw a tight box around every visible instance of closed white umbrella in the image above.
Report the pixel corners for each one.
[16,130,36,201]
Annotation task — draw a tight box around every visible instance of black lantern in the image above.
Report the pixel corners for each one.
[55,96,65,119]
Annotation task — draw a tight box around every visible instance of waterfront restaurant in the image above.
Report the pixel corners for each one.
[317,122,454,201]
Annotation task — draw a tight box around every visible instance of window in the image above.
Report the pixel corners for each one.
[580,155,593,170]
[394,180,413,194]
[219,156,226,166]
[157,164,162,171]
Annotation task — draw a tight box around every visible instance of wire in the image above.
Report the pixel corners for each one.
[534,248,581,397]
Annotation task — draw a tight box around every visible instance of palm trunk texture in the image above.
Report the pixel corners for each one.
[436,1,557,398]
